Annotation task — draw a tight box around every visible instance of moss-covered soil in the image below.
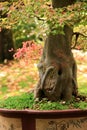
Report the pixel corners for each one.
[0,92,87,110]
[0,50,87,110]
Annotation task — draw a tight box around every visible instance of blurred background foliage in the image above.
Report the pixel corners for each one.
[0,0,87,49]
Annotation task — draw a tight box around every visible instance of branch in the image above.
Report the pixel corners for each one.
[34,15,45,21]
[71,32,87,49]
[73,32,87,38]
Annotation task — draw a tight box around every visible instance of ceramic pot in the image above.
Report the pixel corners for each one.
[0,109,87,130]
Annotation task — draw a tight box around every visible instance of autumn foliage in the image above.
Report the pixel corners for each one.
[14,41,42,61]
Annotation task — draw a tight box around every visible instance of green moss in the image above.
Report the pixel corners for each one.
[0,93,34,110]
[33,100,68,110]
[0,93,87,110]
[73,101,87,110]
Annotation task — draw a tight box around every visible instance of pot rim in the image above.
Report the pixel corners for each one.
[0,108,87,114]
[0,108,87,118]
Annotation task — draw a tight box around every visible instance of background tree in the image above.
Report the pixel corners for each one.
[0,1,14,62]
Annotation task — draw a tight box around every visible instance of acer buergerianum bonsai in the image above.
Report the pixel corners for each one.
[0,0,87,103]
[34,0,87,101]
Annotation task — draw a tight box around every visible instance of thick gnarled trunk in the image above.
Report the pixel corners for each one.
[34,0,78,101]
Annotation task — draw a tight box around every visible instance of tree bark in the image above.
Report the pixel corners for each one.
[0,28,14,62]
[52,0,76,8]
[34,0,78,101]
[0,2,14,62]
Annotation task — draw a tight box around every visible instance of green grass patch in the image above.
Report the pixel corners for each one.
[0,85,8,93]
[78,82,87,96]
[0,76,7,85]
[18,81,29,88]
[26,76,35,82]
[18,76,36,88]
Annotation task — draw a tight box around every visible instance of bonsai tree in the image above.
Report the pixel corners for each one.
[34,0,87,101]
[0,0,86,101]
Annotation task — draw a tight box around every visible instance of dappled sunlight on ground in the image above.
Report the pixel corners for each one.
[0,50,87,98]
[72,50,87,87]
[0,59,39,98]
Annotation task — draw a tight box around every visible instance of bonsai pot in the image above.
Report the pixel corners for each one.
[0,108,87,130]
